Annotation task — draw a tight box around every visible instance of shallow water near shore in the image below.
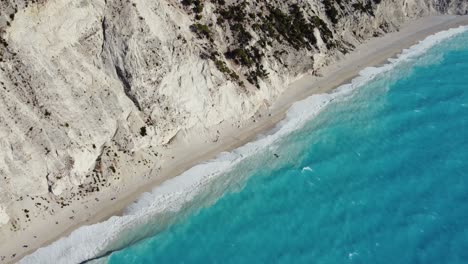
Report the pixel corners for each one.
[103,29,468,263]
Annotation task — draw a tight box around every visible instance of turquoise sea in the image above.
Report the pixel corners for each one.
[20,27,468,264]
[104,29,468,264]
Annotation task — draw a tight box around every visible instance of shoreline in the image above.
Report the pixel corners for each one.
[7,15,468,263]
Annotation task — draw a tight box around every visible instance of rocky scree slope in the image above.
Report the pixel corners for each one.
[0,0,466,242]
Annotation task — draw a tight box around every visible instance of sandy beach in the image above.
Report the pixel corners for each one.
[3,14,468,264]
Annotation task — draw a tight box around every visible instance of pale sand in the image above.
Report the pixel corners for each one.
[3,15,468,263]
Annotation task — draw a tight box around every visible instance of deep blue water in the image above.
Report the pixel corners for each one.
[107,31,468,264]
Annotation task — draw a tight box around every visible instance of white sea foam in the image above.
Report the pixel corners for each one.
[20,25,468,264]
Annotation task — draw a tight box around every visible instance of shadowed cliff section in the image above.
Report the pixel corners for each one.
[115,65,142,111]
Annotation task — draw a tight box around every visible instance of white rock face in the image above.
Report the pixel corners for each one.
[0,0,466,243]
[0,206,8,227]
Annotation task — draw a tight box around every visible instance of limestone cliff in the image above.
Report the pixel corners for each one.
[0,0,466,238]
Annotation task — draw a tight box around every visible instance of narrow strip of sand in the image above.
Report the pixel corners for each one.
[7,14,468,264]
